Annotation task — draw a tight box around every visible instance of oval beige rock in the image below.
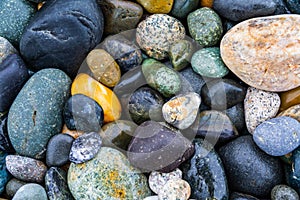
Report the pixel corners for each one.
[220,15,300,92]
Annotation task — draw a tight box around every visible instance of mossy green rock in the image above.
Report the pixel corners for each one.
[8,69,71,159]
[191,47,228,78]
[68,147,151,200]
[187,7,223,47]
[169,40,194,71]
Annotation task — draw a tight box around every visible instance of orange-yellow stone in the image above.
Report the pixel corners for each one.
[61,124,84,139]
[71,73,121,123]
[136,0,173,13]
[280,87,300,111]
[201,0,214,7]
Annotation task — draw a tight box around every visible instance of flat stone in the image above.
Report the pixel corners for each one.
[158,179,191,200]
[69,132,102,164]
[169,40,194,71]
[8,69,71,159]
[253,116,300,156]
[5,178,26,198]
[271,185,299,200]
[280,87,300,112]
[68,147,151,199]
[213,0,276,21]
[162,92,201,129]
[12,183,47,200]
[136,14,185,60]
[244,87,280,134]
[0,151,9,194]
[187,8,223,47]
[220,15,300,92]
[86,49,121,87]
[0,37,17,64]
[20,0,104,78]
[148,168,182,194]
[278,104,300,122]
[136,0,173,13]
[6,155,47,183]
[171,0,199,18]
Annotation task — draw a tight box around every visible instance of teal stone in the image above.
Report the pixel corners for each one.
[8,68,71,159]
[142,58,181,97]
[187,7,223,47]
[68,147,151,200]
[271,185,299,200]
[169,40,194,71]
[12,183,48,200]
[285,0,300,14]
[0,0,36,45]
[170,0,199,18]
[191,47,229,78]
[0,151,9,194]
[0,37,17,64]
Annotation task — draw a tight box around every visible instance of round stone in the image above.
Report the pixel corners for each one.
[220,15,300,92]
[169,40,194,71]
[136,0,174,13]
[244,87,281,134]
[187,8,223,47]
[158,179,191,200]
[12,183,47,200]
[0,37,17,64]
[191,47,229,78]
[171,0,199,18]
[136,14,185,60]
[68,147,151,199]
[253,116,300,156]
[5,178,26,198]
[271,185,299,200]
[148,168,182,194]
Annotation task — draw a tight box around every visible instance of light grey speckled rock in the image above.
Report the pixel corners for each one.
[12,183,47,200]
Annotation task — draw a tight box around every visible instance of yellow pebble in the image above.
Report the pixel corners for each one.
[136,0,174,13]
[200,0,214,8]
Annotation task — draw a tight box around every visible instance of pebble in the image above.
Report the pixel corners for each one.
[278,104,300,122]
[69,132,102,164]
[244,87,281,134]
[102,34,143,73]
[280,87,300,112]
[230,192,259,200]
[201,79,246,110]
[273,0,291,14]
[191,47,228,78]
[12,183,47,200]
[169,40,194,71]
[0,54,29,112]
[271,185,299,200]
[6,155,47,183]
[0,113,14,153]
[286,0,300,14]
[46,133,74,167]
[8,68,71,159]
[162,92,201,129]
[68,147,151,199]
[178,67,206,95]
[220,15,300,92]
[127,121,194,172]
[171,0,199,18]
[148,168,182,194]
[86,49,121,87]
[136,0,173,13]
[225,103,246,133]
[200,0,213,7]
[128,86,164,124]
[213,0,276,21]
[142,59,182,97]
[71,73,121,123]
[182,139,229,199]
[98,0,143,35]
[63,94,104,132]
[0,151,9,194]
[45,167,74,200]
[0,37,17,64]
[219,135,283,197]
[286,147,300,193]
[253,116,300,156]
[5,178,26,198]
[187,8,223,47]
[20,0,104,78]
[158,179,191,200]
[136,14,185,60]
[0,0,36,45]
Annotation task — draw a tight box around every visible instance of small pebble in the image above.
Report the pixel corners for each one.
[158,179,191,200]
[136,0,174,13]
[279,87,300,112]
[12,183,47,200]
[169,40,194,71]
[271,184,299,200]
[5,178,26,198]
[0,151,9,194]
[0,37,17,64]
[171,0,199,18]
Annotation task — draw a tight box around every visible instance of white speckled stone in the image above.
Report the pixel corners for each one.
[158,179,191,200]
[244,87,280,134]
[149,168,182,194]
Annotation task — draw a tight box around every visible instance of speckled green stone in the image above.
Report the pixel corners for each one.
[142,58,181,97]
[170,0,199,18]
[169,40,194,71]
[187,7,223,47]
[8,69,71,159]
[0,0,36,45]
[271,185,299,200]
[191,47,228,78]
[0,37,17,64]
[68,147,151,200]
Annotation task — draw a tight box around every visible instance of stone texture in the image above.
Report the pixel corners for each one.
[286,147,300,193]
[61,124,84,139]
[220,15,300,92]
[12,183,47,200]
[136,14,185,60]
[278,104,300,122]
[169,40,194,71]
[0,37,17,64]
[225,103,246,133]
[230,192,259,200]
[271,185,299,200]
[136,0,174,13]
[5,178,26,198]
[158,179,191,200]
[280,87,300,112]
[68,147,151,199]
[171,0,199,18]
[286,0,300,14]
[0,113,14,153]
[20,0,104,78]
[8,69,71,159]
[244,87,281,133]
[0,151,9,194]
[6,155,47,183]
[178,67,207,95]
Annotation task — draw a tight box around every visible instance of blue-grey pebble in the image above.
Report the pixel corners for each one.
[253,116,300,156]
[8,68,71,159]
[5,178,26,198]
[0,151,9,194]
[12,183,47,200]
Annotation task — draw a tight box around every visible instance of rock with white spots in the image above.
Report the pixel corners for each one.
[158,179,191,200]
[244,87,280,133]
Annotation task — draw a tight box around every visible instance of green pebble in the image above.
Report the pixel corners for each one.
[169,40,194,71]
[170,0,199,18]
[191,47,228,78]
[187,7,223,47]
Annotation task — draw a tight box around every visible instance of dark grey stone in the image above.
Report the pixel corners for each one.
[6,178,26,198]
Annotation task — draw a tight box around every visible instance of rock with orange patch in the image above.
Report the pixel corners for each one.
[62,124,84,139]
[67,147,151,199]
[136,0,173,13]
[71,73,121,123]
[220,15,300,92]
[162,92,201,129]
[280,87,300,111]
[201,0,214,7]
